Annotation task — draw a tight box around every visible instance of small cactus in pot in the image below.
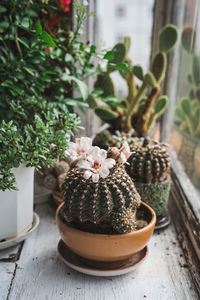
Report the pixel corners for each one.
[126,137,171,226]
[56,137,156,264]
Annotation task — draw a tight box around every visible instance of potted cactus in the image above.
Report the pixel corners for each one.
[125,137,171,228]
[172,27,200,189]
[56,137,156,265]
[92,24,178,148]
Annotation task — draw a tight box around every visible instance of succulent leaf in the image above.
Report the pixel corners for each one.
[110,43,126,64]
[144,72,158,88]
[151,52,167,82]
[154,96,168,115]
[192,55,200,86]
[87,94,98,109]
[133,65,143,80]
[181,98,191,117]
[159,24,178,52]
[94,73,115,97]
[181,26,196,53]
[95,106,119,121]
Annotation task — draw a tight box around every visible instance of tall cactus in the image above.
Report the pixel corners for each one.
[90,24,178,136]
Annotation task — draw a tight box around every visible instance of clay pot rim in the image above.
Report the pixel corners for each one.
[56,201,156,238]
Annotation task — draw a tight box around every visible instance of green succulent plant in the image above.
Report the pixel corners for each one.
[176,27,200,138]
[89,24,178,137]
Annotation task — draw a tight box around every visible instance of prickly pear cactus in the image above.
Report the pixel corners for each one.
[60,163,141,234]
[126,138,171,184]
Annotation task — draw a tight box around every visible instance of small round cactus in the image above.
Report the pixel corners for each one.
[126,137,171,184]
[60,163,141,234]
[55,160,70,175]
[111,207,136,234]
[43,174,57,190]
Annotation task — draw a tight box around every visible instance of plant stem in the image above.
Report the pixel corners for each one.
[125,81,146,130]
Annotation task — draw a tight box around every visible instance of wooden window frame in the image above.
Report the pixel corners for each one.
[152,0,200,293]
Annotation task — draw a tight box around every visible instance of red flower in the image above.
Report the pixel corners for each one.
[47,14,60,33]
[60,0,71,12]
[45,47,51,53]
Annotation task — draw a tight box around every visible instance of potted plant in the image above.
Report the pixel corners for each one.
[56,137,156,265]
[0,0,80,241]
[172,27,200,189]
[91,24,178,148]
[126,137,171,228]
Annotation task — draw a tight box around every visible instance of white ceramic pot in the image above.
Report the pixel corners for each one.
[0,163,35,240]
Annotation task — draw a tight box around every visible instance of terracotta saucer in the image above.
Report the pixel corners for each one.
[57,239,148,277]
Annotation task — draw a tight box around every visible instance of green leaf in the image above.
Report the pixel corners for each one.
[159,25,178,52]
[0,6,7,13]
[90,45,96,54]
[92,88,103,96]
[0,21,9,29]
[154,96,168,115]
[144,72,157,87]
[175,107,186,121]
[36,20,42,35]
[104,51,114,61]
[181,98,191,116]
[64,53,73,62]
[41,31,56,48]
[116,63,130,72]
[63,75,89,100]
[133,65,143,80]
[1,80,13,87]
[20,17,29,29]
[18,37,30,49]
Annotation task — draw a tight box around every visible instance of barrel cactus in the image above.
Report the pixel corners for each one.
[126,138,171,217]
[59,137,141,234]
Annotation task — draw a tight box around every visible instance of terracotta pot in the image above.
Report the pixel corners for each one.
[56,202,156,262]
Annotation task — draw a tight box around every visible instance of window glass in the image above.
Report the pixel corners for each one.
[96,0,154,96]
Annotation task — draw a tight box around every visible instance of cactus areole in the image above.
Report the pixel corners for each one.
[59,137,146,234]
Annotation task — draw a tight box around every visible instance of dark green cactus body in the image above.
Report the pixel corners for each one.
[126,138,171,184]
[134,178,171,216]
[126,138,171,217]
[111,207,136,234]
[60,163,141,234]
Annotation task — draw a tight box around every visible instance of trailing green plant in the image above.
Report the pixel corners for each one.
[175,27,200,138]
[126,138,171,184]
[89,24,178,136]
[0,0,98,116]
[0,0,84,190]
[59,137,141,234]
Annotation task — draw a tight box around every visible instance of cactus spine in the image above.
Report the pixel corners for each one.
[126,138,171,184]
[90,25,178,136]
[60,163,141,234]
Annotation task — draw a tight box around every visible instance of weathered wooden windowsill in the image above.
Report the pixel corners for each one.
[0,199,199,300]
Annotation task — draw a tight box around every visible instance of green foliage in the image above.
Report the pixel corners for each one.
[192,55,200,86]
[159,24,178,52]
[155,96,168,115]
[0,0,89,190]
[91,24,178,135]
[109,43,126,64]
[151,52,167,82]
[95,106,119,121]
[94,73,115,97]
[144,72,157,88]
[181,27,195,53]
[133,65,144,80]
